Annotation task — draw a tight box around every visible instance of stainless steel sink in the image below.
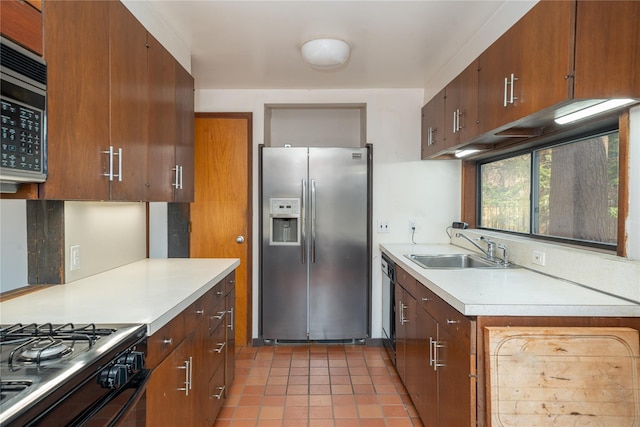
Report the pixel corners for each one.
[405,254,515,269]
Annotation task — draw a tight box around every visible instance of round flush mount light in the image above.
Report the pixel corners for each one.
[301,38,350,69]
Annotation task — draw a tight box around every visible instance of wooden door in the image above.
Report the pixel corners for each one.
[394,286,407,381]
[41,0,110,200]
[415,306,438,426]
[191,114,252,346]
[438,327,475,427]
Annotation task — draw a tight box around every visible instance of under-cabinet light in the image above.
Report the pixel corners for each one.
[454,149,481,158]
[554,99,635,125]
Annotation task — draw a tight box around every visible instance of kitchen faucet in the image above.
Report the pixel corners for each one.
[455,233,508,264]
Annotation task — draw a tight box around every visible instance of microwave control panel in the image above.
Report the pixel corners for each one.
[1,99,44,174]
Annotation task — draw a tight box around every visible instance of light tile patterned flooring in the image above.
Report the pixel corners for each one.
[214,345,423,427]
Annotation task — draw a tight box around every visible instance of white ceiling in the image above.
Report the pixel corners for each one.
[140,1,537,91]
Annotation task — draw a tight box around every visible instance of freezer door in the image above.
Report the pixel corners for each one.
[261,147,309,340]
[308,147,368,340]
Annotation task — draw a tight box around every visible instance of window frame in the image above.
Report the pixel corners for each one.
[473,122,624,252]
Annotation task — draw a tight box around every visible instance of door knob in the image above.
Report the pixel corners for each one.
[236,236,245,243]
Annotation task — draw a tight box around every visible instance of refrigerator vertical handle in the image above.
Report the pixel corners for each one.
[301,179,307,264]
[311,179,316,263]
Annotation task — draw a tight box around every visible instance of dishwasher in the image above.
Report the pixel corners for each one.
[381,253,396,365]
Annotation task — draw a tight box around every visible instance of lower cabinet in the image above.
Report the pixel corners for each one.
[395,267,476,427]
[146,271,236,426]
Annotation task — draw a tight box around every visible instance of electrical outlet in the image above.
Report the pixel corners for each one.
[377,220,390,233]
[532,250,546,266]
[409,220,417,231]
[70,245,81,271]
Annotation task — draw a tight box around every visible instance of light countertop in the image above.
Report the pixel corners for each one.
[0,258,239,335]
[381,244,640,317]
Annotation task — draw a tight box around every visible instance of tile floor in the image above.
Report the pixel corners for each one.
[214,344,424,427]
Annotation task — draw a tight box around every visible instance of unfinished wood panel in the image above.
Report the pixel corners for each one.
[486,326,640,427]
[26,200,64,284]
[618,111,630,257]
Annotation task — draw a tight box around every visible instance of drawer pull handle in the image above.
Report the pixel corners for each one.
[216,290,223,295]
[163,338,173,346]
[446,319,459,325]
[421,297,431,302]
[212,311,226,320]
[212,385,225,400]
[195,309,205,315]
[214,342,226,353]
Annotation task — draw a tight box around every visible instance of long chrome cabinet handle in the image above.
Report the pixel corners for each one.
[177,357,191,395]
[503,76,508,107]
[114,147,122,182]
[227,307,234,330]
[311,179,316,263]
[172,164,180,188]
[509,73,518,104]
[102,146,114,181]
[301,179,306,264]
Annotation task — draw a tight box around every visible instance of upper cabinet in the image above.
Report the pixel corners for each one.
[573,1,640,99]
[423,0,640,159]
[477,1,575,134]
[40,0,194,201]
[0,0,43,55]
[174,63,195,202]
[421,89,445,159]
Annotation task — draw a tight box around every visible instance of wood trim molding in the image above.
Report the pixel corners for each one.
[461,160,477,226]
[617,111,630,257]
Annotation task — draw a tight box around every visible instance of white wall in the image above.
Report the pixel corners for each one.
[0,200,28,292]
[195,88,461,339]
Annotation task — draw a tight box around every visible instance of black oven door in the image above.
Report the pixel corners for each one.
[73,369,151,427]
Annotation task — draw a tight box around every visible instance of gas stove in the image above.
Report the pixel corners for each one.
[0,323,148,426]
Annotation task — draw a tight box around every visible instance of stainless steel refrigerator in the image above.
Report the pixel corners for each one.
[260,146,370,341]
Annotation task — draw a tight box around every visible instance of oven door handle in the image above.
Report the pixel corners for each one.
[72,368,152,427]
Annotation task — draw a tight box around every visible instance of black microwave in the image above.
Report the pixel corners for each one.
[0,35,47,193]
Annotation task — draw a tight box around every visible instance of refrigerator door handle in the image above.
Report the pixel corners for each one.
[301,179,307,264]
[311,179,316,263]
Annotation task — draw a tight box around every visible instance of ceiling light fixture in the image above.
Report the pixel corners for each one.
[301,38,350,70]
[554,98,636,125]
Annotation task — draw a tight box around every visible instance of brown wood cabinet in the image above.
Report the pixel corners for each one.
[40,0,194,201]
[146,271,236,427]
[444,61,480,151]
[0,0,43,55]
[394,267,477,427]
[420,89,446,159]
[173,63,195,202]
[477,0,575,134]
[573,1,640,99]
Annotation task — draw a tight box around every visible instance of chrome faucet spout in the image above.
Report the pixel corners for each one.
[455,232,494,260]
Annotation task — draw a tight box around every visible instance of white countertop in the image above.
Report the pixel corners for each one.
[0,258,240,335]
[381,244,640,317]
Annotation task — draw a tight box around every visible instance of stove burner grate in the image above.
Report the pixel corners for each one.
[1,323,116,366]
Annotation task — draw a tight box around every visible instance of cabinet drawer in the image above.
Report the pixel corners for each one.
[211,281,226,308]
[224,271,236,295]
[146,311,185,369]
[206,363,226,424]
[184,289,213,332]
[208,320,227,377]
[413,282,440,316]
[435,299,473,353]
[209,298,227,337]
[396,267,417,297]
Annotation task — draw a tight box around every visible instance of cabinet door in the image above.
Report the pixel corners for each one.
[174,63,195,202]
[437,327,476,427]
[415,306,438,427]
[1,0,43,55]
[478,1,575,133]
[146,339,190,426]
[421,88,446,159]
[445,61,479,149]
[146,33,177,201]
[41,0,111,200]
[404,293,418,402]
[574,0,640,99]
[109,2,149,201]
